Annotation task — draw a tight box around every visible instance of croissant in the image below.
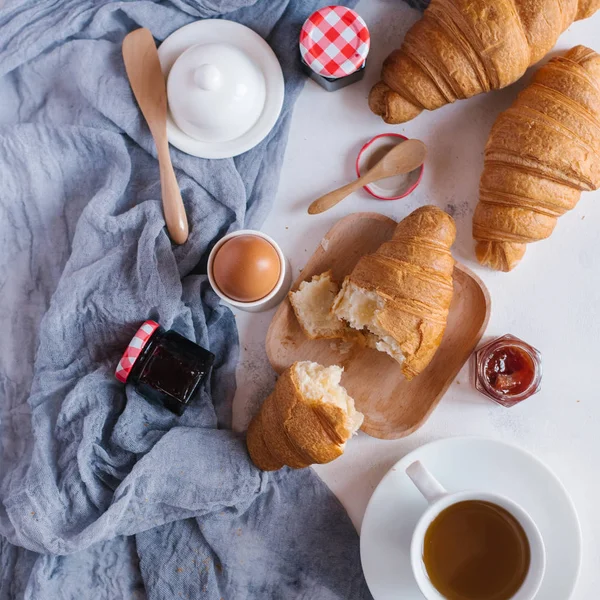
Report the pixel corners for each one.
[369,0,600,124]
[332,206,456,380]
[473,46,600,271]
[246,361,363,471]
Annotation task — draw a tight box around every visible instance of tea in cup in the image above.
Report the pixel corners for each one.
[406,461,545,600]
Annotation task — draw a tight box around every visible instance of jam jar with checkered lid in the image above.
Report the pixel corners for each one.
[299,6,370,91]
[115,320,215,415]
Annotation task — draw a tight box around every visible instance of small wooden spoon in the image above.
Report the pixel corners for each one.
[122,28,189,244]
[308,139,427,215]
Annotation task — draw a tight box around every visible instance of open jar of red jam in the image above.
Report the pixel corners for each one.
[115,320,215,415]
[474,334,542,407]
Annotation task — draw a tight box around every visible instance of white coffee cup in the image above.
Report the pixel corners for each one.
[406,460,546,600]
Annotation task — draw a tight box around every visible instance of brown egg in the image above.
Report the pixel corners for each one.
[212,235,281,302]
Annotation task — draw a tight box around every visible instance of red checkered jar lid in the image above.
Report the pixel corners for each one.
[299,6,370,79]
[115,320,160,383]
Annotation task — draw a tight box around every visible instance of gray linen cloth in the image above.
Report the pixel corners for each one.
[0,0,378,598]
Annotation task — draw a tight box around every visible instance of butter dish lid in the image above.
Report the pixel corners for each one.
[115,320,160,383]
[300,6,370,79]
[167,42,266,143]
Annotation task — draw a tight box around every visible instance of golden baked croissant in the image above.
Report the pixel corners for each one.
[332,206,456,380]
[369,0,600,124]
[246,361,363,471]
[473,46,600,271]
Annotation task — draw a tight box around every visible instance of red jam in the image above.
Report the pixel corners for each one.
[484,346,535,396]
[474,335,542,407]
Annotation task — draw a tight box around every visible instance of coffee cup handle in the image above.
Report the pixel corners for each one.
[406,461,448,504]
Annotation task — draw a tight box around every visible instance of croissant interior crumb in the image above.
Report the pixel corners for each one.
[294,361,363,435]
[333,280,405,366]
[289,272,345,339]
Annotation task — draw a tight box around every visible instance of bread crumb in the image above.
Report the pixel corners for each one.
[330,340,354,354]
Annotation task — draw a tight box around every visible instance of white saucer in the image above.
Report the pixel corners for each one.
[360,437,581,600]
[157,20,284,159]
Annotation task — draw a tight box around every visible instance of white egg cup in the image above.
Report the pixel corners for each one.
[207,230,292,313]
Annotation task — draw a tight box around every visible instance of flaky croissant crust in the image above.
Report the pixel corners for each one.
[473,45,600,271]
[341,206,456,379]
[246,364,358,471]
[369,0,600,124]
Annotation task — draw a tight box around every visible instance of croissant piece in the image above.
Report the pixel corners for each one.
[473,45,600,271]
[246,361,363,471]
[369,0,600,124]
[332,206,456,380]
[289,271,370,347]
[289,271,347,340]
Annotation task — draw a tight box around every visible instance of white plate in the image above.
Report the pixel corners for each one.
[360,436,581,600]
[157,20,284,159]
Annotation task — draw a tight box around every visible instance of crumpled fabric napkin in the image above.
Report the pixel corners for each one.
[0,0,377,598]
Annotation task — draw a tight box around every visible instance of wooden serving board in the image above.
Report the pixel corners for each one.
[266,213,491,440]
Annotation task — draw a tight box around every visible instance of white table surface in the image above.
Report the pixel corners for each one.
[231,2,600,598]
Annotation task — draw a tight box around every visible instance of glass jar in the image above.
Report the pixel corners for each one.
[115,320,215,415]
[474,334,542,408]
[299,6,370,92]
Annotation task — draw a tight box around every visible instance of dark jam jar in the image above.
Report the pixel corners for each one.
[115,320,215,415]
[474,334,542,408]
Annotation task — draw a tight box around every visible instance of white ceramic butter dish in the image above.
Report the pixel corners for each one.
[157,20,284,159]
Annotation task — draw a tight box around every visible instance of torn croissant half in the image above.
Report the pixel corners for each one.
[334,207,456,380]
[246,361,363,471]
[289,206,456,380]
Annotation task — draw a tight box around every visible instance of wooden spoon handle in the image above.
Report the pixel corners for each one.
[308,175,375,215]
[157,141,189,244]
